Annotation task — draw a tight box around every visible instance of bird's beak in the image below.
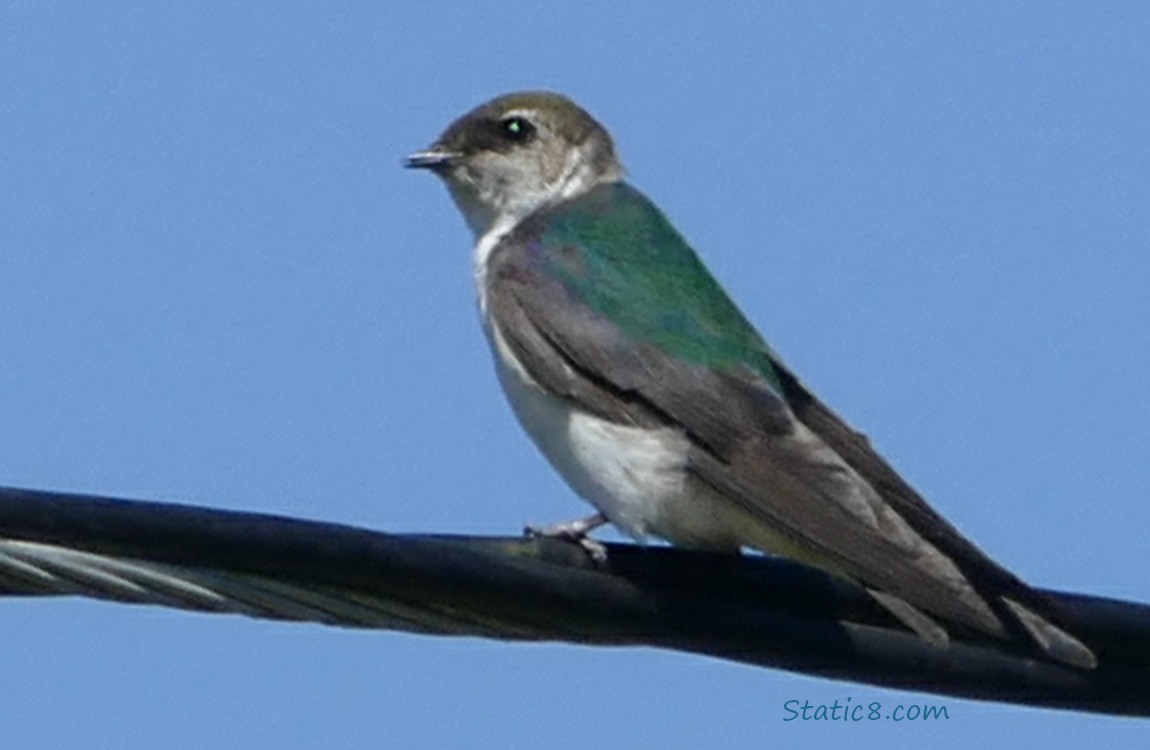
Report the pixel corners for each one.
[403,147,459,170]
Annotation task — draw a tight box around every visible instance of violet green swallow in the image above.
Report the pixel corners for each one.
[405,91,1096,669]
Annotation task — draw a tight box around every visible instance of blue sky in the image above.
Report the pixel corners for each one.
[2,3,1148,747]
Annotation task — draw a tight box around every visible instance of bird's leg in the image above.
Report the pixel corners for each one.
[524,513,609,562]
[524,511,607,539]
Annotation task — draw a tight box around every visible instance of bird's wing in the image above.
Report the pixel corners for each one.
[488,235,991,632]
[484,184,1094,667]
[765,363,1097,667]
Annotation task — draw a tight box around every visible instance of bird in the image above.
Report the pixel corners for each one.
[404,90,1097,669]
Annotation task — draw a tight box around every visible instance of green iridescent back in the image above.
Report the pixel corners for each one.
[532,182,786,396]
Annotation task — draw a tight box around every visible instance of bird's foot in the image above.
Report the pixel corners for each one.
[524,513,609,563]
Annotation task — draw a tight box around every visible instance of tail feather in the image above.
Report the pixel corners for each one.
[1003,597,1097,669]
[868,588,950,648]
[869,588,1097,669]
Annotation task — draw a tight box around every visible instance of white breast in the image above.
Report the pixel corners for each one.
[483,320,689,539]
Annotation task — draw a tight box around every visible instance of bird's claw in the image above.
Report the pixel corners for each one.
[524,513,609,563]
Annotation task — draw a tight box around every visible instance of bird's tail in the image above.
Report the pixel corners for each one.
[868,587,1097,669]
[1003,597,1097,669]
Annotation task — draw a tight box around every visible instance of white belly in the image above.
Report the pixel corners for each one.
[483,321,740,547]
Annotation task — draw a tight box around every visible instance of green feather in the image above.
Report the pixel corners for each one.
[534,182,786,396]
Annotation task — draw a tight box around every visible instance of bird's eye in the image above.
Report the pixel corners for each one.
[500,116,535,143]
